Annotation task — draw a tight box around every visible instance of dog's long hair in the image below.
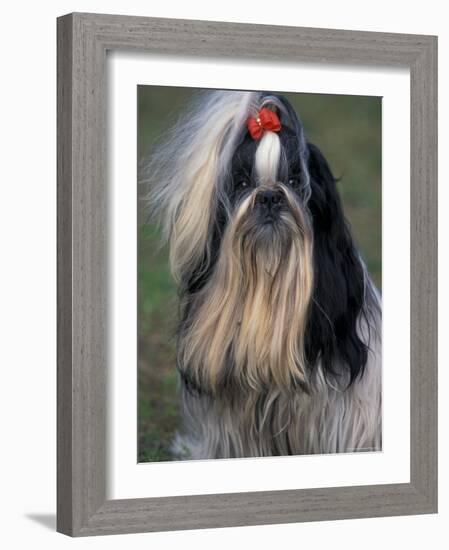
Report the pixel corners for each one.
[142,90,381,458]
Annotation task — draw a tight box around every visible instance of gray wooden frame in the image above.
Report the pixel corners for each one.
[57,12,438,537]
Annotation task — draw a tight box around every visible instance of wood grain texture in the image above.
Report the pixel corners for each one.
[409,37,438,508]
[56,12,438,536]
[57,13,74,536]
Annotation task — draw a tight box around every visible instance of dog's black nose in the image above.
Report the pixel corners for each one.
[256,189,283,210]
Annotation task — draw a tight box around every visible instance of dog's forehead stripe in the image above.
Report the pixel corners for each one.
[254,131,282,184]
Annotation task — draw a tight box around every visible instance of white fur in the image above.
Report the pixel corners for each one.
[255,131,282,183]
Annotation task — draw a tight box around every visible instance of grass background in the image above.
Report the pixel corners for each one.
[137,87,382,462]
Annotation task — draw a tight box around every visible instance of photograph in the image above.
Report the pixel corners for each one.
[137,87,382,462]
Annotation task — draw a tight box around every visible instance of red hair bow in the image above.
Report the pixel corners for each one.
[247,108,281,140]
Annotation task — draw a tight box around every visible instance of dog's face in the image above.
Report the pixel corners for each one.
[229,126,307,207]
[226,124,311,255]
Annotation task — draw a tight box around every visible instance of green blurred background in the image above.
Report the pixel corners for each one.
[137,87,382,462]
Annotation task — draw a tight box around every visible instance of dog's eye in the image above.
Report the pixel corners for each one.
[237,178,250,189]
[288,177,300,188]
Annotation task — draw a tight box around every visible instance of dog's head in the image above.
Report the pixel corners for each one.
[146,92,310,283]
[223,99,313,289]
[144,91,378,393]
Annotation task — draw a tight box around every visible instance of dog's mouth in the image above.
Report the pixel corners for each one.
[256,205,296,233]
[237,207,299,253]
[259,215,285,234]
[260,205,289,224]
[256,211,277,226]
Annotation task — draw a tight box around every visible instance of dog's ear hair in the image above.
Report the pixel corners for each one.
[305,142,369,385]
[144,91,256,289]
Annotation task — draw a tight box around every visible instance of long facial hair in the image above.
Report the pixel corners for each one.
[179,182,313,395]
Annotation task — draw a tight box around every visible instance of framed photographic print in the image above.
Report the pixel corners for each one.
[57,12,437,536]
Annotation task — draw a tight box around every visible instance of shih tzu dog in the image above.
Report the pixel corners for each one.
[144,90,381,459]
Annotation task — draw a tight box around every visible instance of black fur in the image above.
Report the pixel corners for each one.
[305,142,369,385]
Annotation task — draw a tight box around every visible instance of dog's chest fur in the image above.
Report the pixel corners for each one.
[173,338,381,459]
